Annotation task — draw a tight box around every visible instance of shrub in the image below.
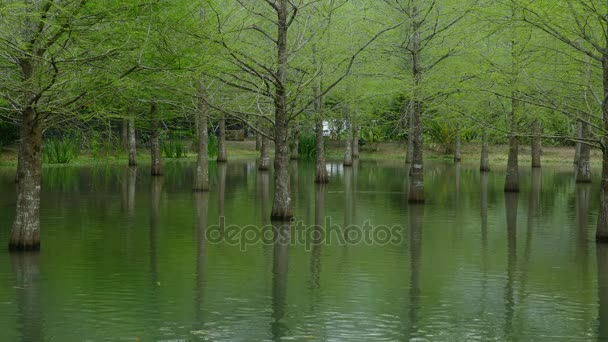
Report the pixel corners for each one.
[43,138,80,164]
[163,140,187,159]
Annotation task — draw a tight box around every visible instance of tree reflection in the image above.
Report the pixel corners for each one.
[271,221,290,341]
[193,192,209,331]
[11,252,42,342]
[504,192,518,340]
[406,204,424,340]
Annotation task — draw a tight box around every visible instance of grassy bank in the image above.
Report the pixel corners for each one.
[0,139,597,168]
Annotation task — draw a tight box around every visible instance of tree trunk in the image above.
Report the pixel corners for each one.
[576,122,592,183]
[315,119,328,183]
[270,0,292,220]
[291,129,299,160]
[480,129,490,172]
[574,121,582,165]
[504,134,520,192]
[343,122,353,167]
[408,5,424,203]
[128,117,137,167]
[9,107,42,251]
[150,101,163,176]
[404,102,414,164]
[15,142,23,183]
[259,134,270,171]
[194,82,209,192]
[352,125,360,159]
[596,56,608,242]
[256,133,261,151]
[217,116,227,162]
[454,126,461,162]
[531,120,542,168]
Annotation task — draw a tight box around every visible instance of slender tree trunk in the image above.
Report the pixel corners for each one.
[150,101,163,176]
[504,95,520,192]
[128,117,137,167]
[9,107,42,251]
[259,134,270,171]
[480,129,490,172]
[454,126,461,162]
[291,129,299,160]
[194,82,209,192]
[577,122,592,183]
[256,134,261,151]
[343,122,353,167]
[596,55,608,242]
[217,116,227,162]
[408,4,424,203]
[406,117,414,164]
[531,120,542,168]
[352,125,360,159]
[574,121,582,165]
[315,119,328,183]
[270,0,292,220]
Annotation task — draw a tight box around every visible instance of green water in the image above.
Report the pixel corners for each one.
[0,159,605,341]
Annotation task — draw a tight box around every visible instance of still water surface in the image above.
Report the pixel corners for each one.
[0,159,605,341]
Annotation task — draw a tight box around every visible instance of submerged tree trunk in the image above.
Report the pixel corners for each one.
[531,120,542,168]
[194,82,209,192]
[291,129,299,160]
[128,117,137,167]
[480,129,490,172]
[343,122,353,167]
[270,0,292,220]
[408,4,424,203]
[9,107,42,251]
[352,125,360,159]
[259,134,270,171]
[574,121,582,165]
[150,101,163,176]
[217,116,227,163]
[315,120,328,183]
[454,126,461,163]
[577,122,592,183]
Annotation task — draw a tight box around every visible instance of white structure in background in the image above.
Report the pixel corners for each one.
[322,120,331,137]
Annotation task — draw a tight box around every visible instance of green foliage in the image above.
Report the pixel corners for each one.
[90,132,117,159]
[43,139,80,164]
[163,140,187,159]
[297,134,317,159]
[426,120,456,155]
[360,124,383,152]
[208,135,219,158]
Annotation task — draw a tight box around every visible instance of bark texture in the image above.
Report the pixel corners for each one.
[407,4,424,203]
[352,126,360,159]
[576,122,592,183]
[259,135,271,171]
[574,121,582,165]
[150,102,163,176]
[128,117,137,167]
[217,116,227,162]
[343,126,353,167]
[480,129,490,172]
[291,129,299,160]
[256,134,261,151]
[531,120,542,168]
[194,83,209,192]
[9,107,42,251]
[270,0,293,220]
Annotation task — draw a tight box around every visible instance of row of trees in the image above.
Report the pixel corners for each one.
[2,0,608,251]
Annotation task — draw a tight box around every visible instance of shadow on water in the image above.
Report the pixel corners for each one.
[10,252,42,342]
[270,221,290,342]
[504,192,518,340]
[193,191,209,331]
[405,204,424,340]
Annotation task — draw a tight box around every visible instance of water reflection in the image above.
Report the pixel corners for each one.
[310,185,325,291]
[271,221,290,341]
[406,204,424,340]
[480,172,489,249]
[193,192,209,331]
[504,192,518,339]
[10,252,42,342]
[218,162,227,217]
[598,244,608,340]
[150,177,162,290]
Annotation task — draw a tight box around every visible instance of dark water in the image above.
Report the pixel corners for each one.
[0,159,605,341]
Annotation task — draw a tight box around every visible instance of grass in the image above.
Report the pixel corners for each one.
[0,139,599,168]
